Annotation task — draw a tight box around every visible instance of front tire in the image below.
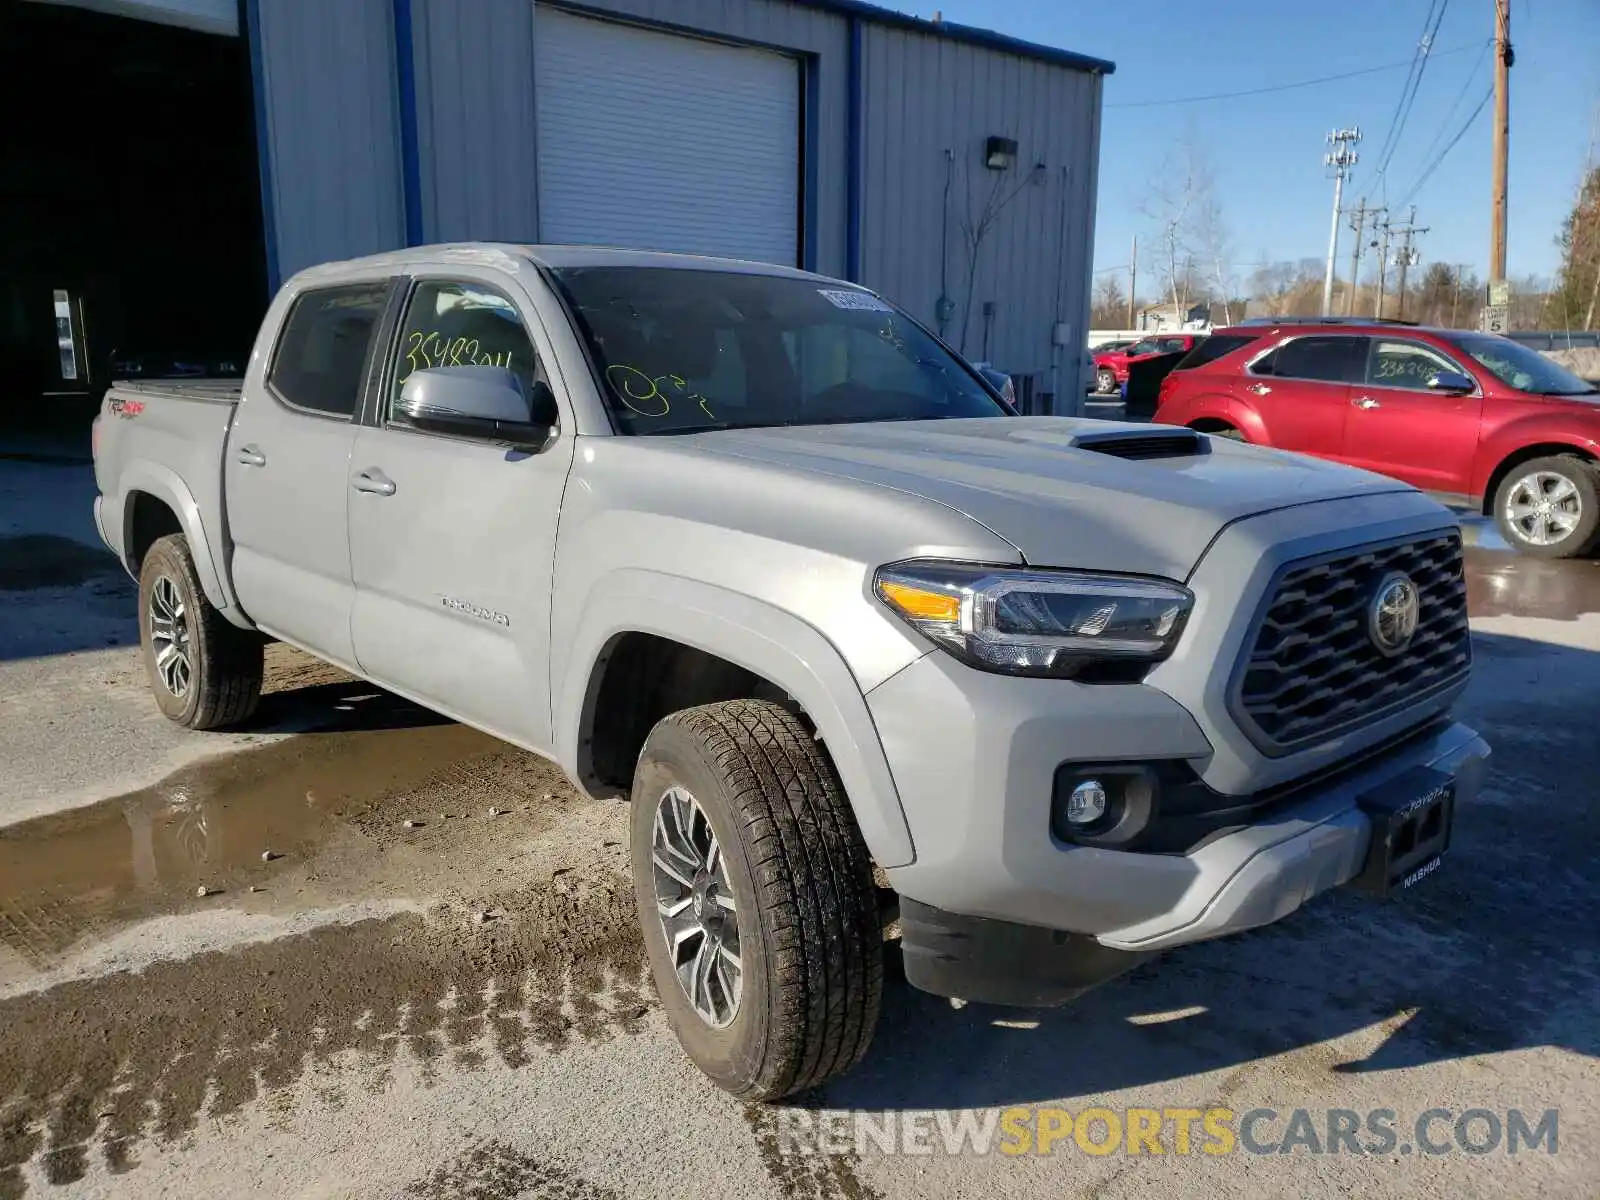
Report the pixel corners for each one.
[138,534,263,729]
[1095,367,1116,394]
[630,700,882,1102]
[1492,456,1600,559]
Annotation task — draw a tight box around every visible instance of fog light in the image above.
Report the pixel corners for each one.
[1066,780,1108,825]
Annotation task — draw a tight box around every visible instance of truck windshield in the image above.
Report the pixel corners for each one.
[1445,333,1598,396]
[549,267,1007,434]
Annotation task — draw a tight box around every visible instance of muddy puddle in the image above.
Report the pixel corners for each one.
[0,535,122,591]
[0,718,644,1196]
[0,721,563,980]
[1464,547,1600,621]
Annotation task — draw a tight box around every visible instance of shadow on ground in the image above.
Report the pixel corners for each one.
[0,535,137,662]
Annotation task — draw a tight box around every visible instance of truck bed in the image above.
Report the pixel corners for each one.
[110,378,242,404]
[94,379,241,598]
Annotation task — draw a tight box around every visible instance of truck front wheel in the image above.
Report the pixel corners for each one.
[138,534,263,729]
[629,699,882,1101]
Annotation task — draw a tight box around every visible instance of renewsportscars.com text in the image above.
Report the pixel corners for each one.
[774,1106,1560,1158]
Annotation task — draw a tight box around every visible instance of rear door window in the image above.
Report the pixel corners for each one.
[1174,334,1257,371]
[1253,336,1367,384]
[268,283,390,418]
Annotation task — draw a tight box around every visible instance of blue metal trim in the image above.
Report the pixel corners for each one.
[845,16,862,282]
[392,0,425,246]
[796,0,1114,75]
[242,0,280,295]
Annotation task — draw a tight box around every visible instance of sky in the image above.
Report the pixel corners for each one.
[916,0,1599,294]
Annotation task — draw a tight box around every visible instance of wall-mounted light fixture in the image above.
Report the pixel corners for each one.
[984,136,1018,171]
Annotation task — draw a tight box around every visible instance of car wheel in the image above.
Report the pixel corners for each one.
[138,534,264,729]
[1095,368,1116,394]
[1191,422,1245,441]
[1493,456,1600,559]
[630,699,882,1102]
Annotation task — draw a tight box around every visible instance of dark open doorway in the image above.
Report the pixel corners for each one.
[1,0,266,446]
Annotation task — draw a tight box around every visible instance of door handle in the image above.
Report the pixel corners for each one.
[1246,383,1272,395]
[235,444,266,467]
[352,468,396,497]
[1352,396,1381,410]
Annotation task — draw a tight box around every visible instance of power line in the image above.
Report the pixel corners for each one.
[1410,38,1492,170]
[1368,0,1455,201]
[1393,84,1494,211]
[1105,41,1484,109]
[1368,1,1442,185]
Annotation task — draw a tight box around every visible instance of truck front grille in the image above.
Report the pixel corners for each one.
[1232,531,1470,754]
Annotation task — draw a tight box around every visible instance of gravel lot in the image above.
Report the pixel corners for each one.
[1,462,1595,1199]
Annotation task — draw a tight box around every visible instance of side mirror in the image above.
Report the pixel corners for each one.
[1424,370,1475,394]
[395,366,557,446]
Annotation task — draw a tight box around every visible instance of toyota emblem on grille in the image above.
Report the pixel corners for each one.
[1368,571,1421,656]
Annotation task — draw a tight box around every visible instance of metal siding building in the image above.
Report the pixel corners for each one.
[243,0,1113,411]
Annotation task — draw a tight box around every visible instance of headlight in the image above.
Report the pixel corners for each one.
[874,560,1192,680]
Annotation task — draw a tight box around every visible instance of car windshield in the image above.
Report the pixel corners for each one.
[1445,334,1598,396]
[1126,340,1159,356]
[550,267,1006,434]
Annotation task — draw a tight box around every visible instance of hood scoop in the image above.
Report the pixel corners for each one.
[1069,428,1210,461]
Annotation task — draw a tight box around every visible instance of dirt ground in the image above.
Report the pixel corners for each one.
[0,464,1596,1199]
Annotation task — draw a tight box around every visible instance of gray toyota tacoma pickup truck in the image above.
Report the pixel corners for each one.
[93,244,1489,1101]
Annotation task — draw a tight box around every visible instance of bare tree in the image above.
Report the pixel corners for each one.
[1509,274,1554,331]
[954,151,1045,354]
[1140,136,1203,317]
[1247,258,1324,318]
[1091,273,1127,328]
[1188,166,1235,325]
[1141,131,1240,325]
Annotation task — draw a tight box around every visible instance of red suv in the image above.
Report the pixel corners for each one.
[1093,334,1200,394]
[1154,318,1600,556]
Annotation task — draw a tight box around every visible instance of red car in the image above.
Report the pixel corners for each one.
[1092,333,1200,394]
[1154,318,1600,557]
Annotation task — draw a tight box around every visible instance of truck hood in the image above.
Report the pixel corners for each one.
[688,417,1415,580]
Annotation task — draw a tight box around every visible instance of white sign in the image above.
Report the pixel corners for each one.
[818,289,892,312]
[1481,305,1509,335]
[1487,280,1511,308]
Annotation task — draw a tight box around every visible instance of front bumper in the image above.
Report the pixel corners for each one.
[868,652,1488,1001]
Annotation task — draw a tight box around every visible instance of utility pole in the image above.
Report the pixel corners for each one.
[1346,199,1370,316]
[1374,218,1393,318]
[1322,128,1361,315]
[1128,235,1137,329]
[1490,0,1512,288]
[1391,207,1429,320]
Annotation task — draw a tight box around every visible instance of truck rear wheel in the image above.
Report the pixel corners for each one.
[138,534,263,729]
[629,699,882,1101]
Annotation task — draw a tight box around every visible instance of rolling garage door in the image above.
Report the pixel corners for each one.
[534,7,800,265]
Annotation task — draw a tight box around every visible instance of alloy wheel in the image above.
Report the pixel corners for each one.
[148,575,193,698]
[1504,471,1583,548]
[650,785,743,1028]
